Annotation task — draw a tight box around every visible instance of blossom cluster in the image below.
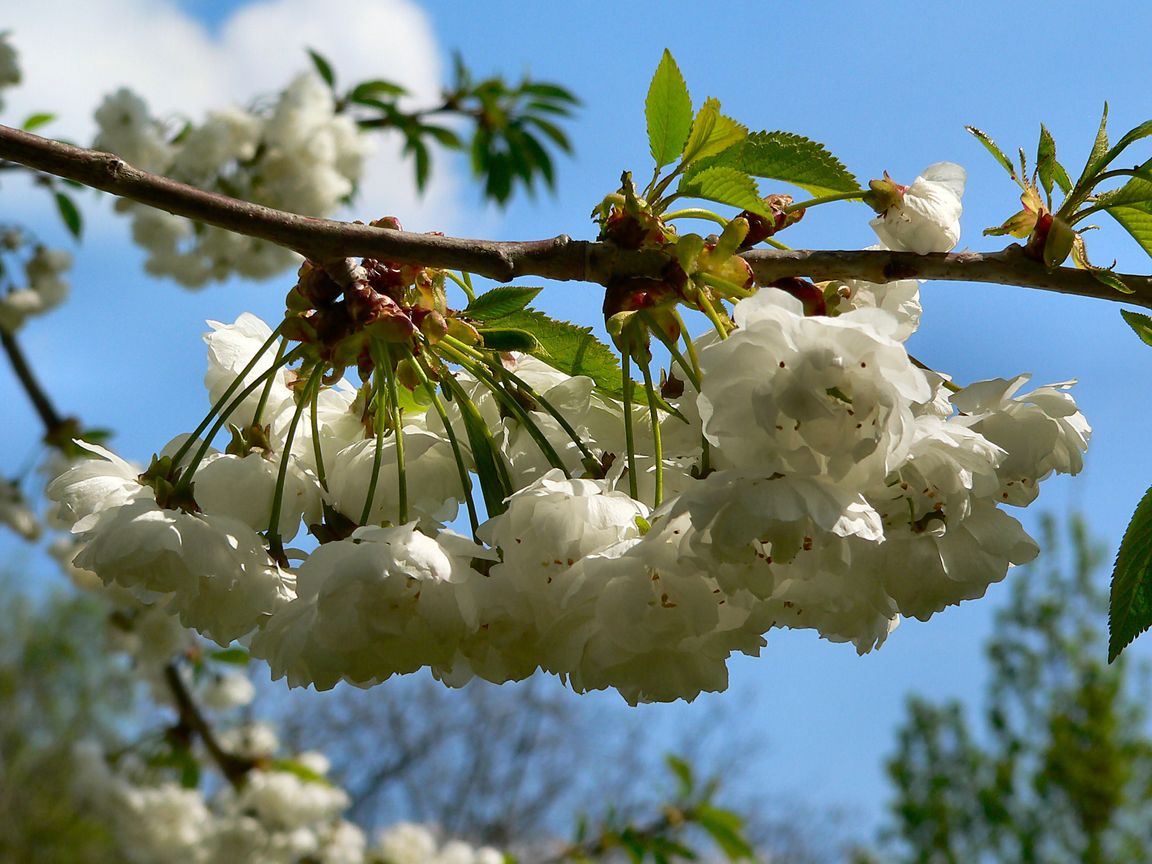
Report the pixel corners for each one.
[43,162,1090,704]
[72,738,501,864]
[0,232,72,332]
[92,73,370,286]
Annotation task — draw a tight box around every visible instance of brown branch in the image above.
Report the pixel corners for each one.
[163,661,255,789]
[3,123,1152,308]
[1,327,69,437]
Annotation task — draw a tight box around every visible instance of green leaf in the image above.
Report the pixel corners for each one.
[1089,117,1152,182]
[696,805,754,861]
[270,758,332,785]
[464,286,544,320]
[1108,203,1152,260]
[443,372,512,517]
[21,112,55,132]
[346,79,406,103]
[478,328,541,352]
[698,130,859,198]
[666,754,694,796]
[1110,483,1152,661]
[1037,124,1058,201]
[1092,159,1152,209]
[1121,309,1152,347]
[645,49,694,169]
[677,166,769,216]
[965,126,1017,180]
[209,647,251,665]
[495,308,621,394]
[1088,267,1134,295]
[306,47,336,89]
[54,192,82,239]
[680,98,747,168]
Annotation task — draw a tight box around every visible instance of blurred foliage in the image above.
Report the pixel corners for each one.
[313,47,578,204]
[878,514,1152,864]
[0,576,139,863]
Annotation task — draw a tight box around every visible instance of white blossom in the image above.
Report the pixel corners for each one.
[870,162,966,253]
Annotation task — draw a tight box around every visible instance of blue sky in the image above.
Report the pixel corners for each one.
[4,0,1152,845]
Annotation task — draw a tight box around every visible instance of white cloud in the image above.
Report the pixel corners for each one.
[3,0,462,233]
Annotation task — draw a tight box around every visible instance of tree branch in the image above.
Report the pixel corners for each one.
[162,662,255,789]
[3,123,1152,308]
[1,327,68,438]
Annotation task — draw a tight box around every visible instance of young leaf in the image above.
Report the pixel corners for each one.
[696,804,755,861]
[209,647,251,665]
[645,49,693,170]
[698,130,858,198]
[346,79,407,103]
[965,126,1017,180]
[478,328,541,353]
[1092,158,1152,209]
[1036,124,1058,202]
[1089,117,1152,182]
[680,98,747,168]
[464,286,544,320]
[495,308,621,394]
[306,47,336,89]
[54,192,82,239]
[1110,483,1152,661]
[21,112,55,132]
[1121,309,1152,347]
[666,754,694,797]
[1107,203,1152,261]
[677,166,770,216]
[1074,103,1111,190]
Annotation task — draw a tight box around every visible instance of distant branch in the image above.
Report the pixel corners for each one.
[3,124,1152,308]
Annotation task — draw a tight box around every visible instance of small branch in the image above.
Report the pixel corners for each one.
[1,327,68,437]
[163,662,254,789]
[3,124,1152,308]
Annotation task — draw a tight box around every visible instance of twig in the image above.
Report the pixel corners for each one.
[0,327,68,437]
[2,124,1152,308]
[163,662,255,789]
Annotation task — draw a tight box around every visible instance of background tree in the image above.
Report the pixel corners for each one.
[881,515,1152,864]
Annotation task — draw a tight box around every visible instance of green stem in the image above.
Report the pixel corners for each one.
[662,208,728,227]
[267,365,323,544]
[359,355,389,526]
[250,338,289,427]
[695,289,731,339]
[171,324,286,468]
[409,348,479,537]
[697,271,753,300]
[639,358,663,508]
[175,346,307,493]
[380,343,408,525]
[782,190,866,213]
[308,369,328,492]
[621,352,638,501]
[439,338,570,476]
[444,269,476,302]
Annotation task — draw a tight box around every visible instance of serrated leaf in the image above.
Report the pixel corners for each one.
[1093,159,1152,209]
[1110,483,1152,661]
[464,286,543,320]
[1108,203,1152,261]
[966,126,1017,180]
[209,647,251,665]
[478,328,541,352]
[697,130,858,198]
[1089,117,1152,181]
[678,98,746,169]
[677,166,769,216]
[1122,309,1152,347]
[645,49,693,169]
[1089,267,1134,294]
[1037,124,1058,201]
[495,308,621,394]
[306,47,336,89]
[54,192,82,239]
[1074,103,1111,190]
[21,112,54,132]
